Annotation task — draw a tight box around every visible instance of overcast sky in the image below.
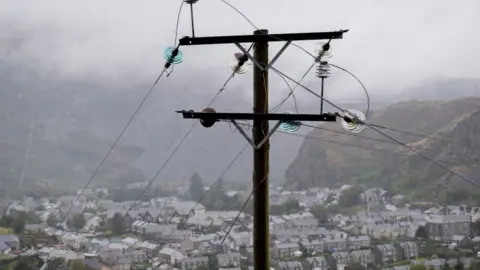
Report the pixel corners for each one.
[1,0,479,101]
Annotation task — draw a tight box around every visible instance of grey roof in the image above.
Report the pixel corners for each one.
[0,235,19,243]
[0,242,9,251]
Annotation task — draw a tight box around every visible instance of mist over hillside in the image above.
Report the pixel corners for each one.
[2,55,480,196]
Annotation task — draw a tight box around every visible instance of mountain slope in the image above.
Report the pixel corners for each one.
[286,97,480,202]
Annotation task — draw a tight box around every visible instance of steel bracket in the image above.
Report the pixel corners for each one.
[230,120,282,150]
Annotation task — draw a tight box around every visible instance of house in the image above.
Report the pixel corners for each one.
[159,247,184,265]
[299,239,324,254]
[276,261,303,270]
[217,252,241,268]
[372,244,400,266]
[425,215,471,241]
[181,256,209,270]
[25,223,47,232]
[395,242,418,260]
[331,251,351,266]
[451,235,474,248]
[139,241,159,258]
[272,242,300,259]
[391,195,405,205]
[303,256,332,270]
[0,235,19,251]
[347,235,370,250]
[350,249,372,267]
[323,236,348,252]
[0,242,11,254]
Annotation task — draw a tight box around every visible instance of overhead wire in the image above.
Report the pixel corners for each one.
[60,0,191,227]
[219,0,371,118]
[302,123,480,162]
[232,122,472,167]
[219,173,269,246]
[266,68,480,189]
[169,0,187,76]
[163,144,249,239]
[109,45,255,266]
[218,0,480,153]
[59,68,170,226]
[270,60,315,113]
[272,69,299,113]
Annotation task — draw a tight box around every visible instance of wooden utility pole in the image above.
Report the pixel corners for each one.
[176,28,347,270]
[252,29,270,270]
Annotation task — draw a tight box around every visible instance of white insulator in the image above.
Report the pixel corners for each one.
[341,109,366,133]
[316,61,331,79]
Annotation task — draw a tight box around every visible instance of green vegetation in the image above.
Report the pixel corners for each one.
[284,98,480,205]
[109,212,126,235]
[187,174,244,211]
[0,210,40,234]
[338,186,364,207]
[270,199,303,216]
[46,214,57,227]
[67,213,86,231]
[309,204,329,223]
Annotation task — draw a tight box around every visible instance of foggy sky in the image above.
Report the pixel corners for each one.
[1,0,480,187]
[2,0,479,103]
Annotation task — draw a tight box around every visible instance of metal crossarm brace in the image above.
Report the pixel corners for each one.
[234,41,291,72]
[231,120,282,150]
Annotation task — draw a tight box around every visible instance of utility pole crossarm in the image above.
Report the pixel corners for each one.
[176,110,339,122]
[179,30,348,46]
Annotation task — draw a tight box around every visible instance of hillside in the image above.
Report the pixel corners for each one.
[286,97,480,203]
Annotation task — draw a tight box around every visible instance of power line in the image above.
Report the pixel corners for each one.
[60,68,170,225]
[232,122,470,167]
[163,144,248,240]
[302,123,480,161]
[219,0,373,118]
[61,1,189,225]
[108,49,255,265]
[365,123,480,188]
[264,67,480,190]
[270,61,315,113]
[219,173,269,246]
[370,122,480,148]
[120,44,254,219]
[272,69,299,113]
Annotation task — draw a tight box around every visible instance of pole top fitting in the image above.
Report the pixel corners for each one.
[253,29,269,35]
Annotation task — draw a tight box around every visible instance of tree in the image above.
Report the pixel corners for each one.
[345,262,366,270]
[189,173,205,201]
[71,259,95,270]
[338,186,363,207]
[310,204,329,224]
[444,262,452,270]
[110,212,125,235]
[47,214,57,227]
[410,264,427,270]
[13,259,31,270]
[12,218,25,234]
[270,199,303,215]
[69,213,86,231]
[415,225,429,240]
[326,193,335,204]
[454,260,464,270]
[207,254,219,270]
